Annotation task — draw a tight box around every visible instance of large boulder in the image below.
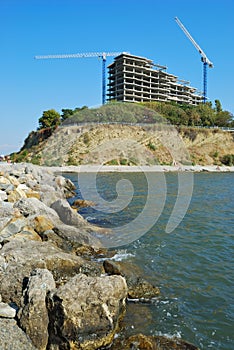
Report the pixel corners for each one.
[39,184,63,207]
[51,198,87,226]
[18,268,56,350]
[53,223,101,250]
[103,260,160,299]
[0,240,102,305]
[14,197,60,225]
[47,273,128,350]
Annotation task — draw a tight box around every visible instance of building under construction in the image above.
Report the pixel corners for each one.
[107,53,203,105]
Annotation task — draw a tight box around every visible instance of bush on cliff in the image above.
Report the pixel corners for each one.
[221,154,234,166]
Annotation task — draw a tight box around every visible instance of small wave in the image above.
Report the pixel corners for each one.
[109,249,135,261]
[155,330,182,339]
[96,249,135,262]
[127,297,159,304]
[86,216,96,222]
[152,297,178,306]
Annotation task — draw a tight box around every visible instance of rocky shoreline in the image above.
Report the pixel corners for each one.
[0,163,199,349]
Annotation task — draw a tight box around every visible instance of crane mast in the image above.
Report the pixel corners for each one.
[35,51,125,105]
[175,17,213,103]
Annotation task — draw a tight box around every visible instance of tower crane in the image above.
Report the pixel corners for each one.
[35,51,125,105]
[175,17,213,103]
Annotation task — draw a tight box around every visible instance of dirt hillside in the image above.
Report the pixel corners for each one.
[17,124,234,167]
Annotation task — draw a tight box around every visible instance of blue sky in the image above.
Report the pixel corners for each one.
[0,0,233,154]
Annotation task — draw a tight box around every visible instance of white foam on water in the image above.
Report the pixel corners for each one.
[96,249,135,262]
[155,330,182,339]
[109,249,135,261]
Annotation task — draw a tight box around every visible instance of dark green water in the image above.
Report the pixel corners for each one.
[65,172,234,349]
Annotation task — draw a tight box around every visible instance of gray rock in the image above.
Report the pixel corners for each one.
[0,217,27,243]
[0,218,10,232]
[53,223,101,249]
[0,202,14,231]
[47,273,127,350]
[0,201,14,217]
[24,164,47,183]
[19,268,56,350]
[14,197,60,224]
[0,183,10,191]
[39,184,63,206]
[0,319,37,350]
[0,302,16,318]
[51,198,86,226]
[5,183,15,193]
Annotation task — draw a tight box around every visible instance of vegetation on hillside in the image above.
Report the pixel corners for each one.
[140,100,233,127]
[36,100,233,131]
[61,102,163,125]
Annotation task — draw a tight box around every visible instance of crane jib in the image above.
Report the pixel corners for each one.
[175,17,213,103]
[34,51,127,105]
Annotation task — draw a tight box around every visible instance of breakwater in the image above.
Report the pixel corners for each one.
[0,163,199,349]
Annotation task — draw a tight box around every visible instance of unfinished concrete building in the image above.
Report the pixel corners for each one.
[107,53,203,105]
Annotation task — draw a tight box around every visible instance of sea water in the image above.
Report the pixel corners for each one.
[65,171,234,350]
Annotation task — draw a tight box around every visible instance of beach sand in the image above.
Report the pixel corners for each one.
[47,164,234,173]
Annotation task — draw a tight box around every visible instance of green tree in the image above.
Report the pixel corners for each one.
[61,109,74,122]
[187,108,201,126]
[215,99,222,113]
[141,101,188,125]
[194,103,216,126]
[221,154,234,166]
[214,110,233,127]
[38,109,61,130]
[74,106,88,113]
